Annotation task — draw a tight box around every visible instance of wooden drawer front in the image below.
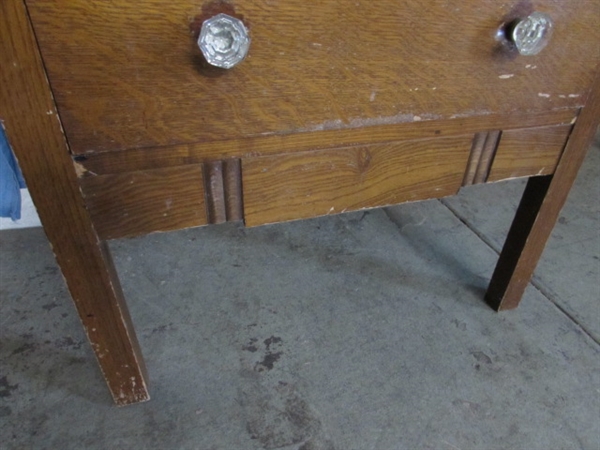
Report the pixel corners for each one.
[488,124,571,182]
[80,166,207,240]
[242,136,472,226]
[27,0,599,154]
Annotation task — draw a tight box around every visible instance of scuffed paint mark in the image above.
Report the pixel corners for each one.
[450,109,493,119]
[498,74,514,79]
[297,112,442,132]
[538,93,551,98]
[568,94,580,98]
[370,91,376,102]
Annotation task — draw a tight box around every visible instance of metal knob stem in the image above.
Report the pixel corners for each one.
[198,13,250,69]
[510,12,553,56]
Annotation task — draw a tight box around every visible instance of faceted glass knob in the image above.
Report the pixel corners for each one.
[511,12,553,56]
[198,13,250,69]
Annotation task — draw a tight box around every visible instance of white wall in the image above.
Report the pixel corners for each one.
[0,189,42,230]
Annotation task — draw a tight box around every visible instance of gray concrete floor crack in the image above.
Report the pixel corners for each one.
[436,198,600,347]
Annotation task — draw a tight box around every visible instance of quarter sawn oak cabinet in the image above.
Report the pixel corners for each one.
[1,0,598,405]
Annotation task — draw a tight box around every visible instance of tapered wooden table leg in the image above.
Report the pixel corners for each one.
[486,74,600,311]
[0,0,149,405]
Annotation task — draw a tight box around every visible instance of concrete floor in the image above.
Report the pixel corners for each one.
[1,136,598,450]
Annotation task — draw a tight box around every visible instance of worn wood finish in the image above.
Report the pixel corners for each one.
[0,0,149,405]
[487,74,600,311]
[243,136,472,226]
[223,159,243,222]
[79,109,578,176]
[26,0,598,154]
[80,165,207,240]
[488,124,571,182]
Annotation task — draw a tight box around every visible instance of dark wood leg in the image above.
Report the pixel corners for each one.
[486,175,552,310]
[1,0,149,405]
[486,75,600,311]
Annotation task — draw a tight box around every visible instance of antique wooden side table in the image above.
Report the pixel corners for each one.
[1,0,598,405]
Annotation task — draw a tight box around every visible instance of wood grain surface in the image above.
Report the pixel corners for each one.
[486,73,600,311]
[487,124,571,182]
[0,0,149,405]
[26,0,599,154]
[243,136,472,226]
[79,109,578,176]
[80,165,207,240]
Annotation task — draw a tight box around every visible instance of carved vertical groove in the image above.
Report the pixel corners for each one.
[463,130,501,186]
[204,159,243,224]
[476,130,501,183]
[223,159,243,222]
[204,161,226,224]
[463,132,486,186]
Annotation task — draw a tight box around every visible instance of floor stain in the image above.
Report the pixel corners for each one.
[264,336,282,351]
[255,352,282,372]
[10,342,37,356]
[241,382,329,450]
[299,439,337,450]
[0,376,19,398]
[148,323,176,335]
[471,350,493,365]
[54,336,83,350]
[237,366,339,450]
[42,301,59,311]
[243,338,259,353]
[253,336,284,372]
[451,318,467,331]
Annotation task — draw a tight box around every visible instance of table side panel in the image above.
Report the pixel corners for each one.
[242,135,473,226]
[488,124,572,182]
[80,165,207,239]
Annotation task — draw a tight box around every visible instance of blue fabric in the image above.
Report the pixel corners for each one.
[0,127,26,220]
